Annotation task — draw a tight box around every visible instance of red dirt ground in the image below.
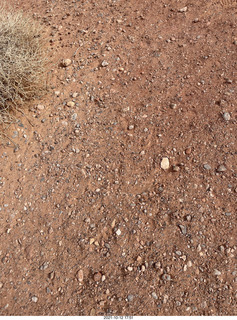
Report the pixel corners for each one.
[0,0,236,316]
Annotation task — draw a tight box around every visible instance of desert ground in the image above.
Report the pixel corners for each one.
[0,0,236,316]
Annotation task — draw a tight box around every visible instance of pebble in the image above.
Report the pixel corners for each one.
[213,269,221,276]
[172,165,180,172]
[204,164,211,170]
[178,224,187,235]
[178,6,188,12]
[55,91,60,96]
[67,101,75,107]
[222,112,231,121]
[101,60,109,67]
[77,269,84,282]
[170,103,177,109]
[48,271,55,280]
[152,292,158,299]
[187,261,193,267]
[161,157,170,170]
[32,296,38,303]
[116,229,121,236]
[62,59,72,67]
[161,274,171,281]
[185,147,192,155]
[71,113,78,121]
[127,294,134,302]
[37,104,45,110]
[93,272,102,282]
[217,165,227,172]
[128,125,134,130]
[0,282,3,288]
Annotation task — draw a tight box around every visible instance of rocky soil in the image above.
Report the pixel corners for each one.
[0,0,236,316]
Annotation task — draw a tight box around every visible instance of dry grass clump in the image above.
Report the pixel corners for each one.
[0,4,48,126]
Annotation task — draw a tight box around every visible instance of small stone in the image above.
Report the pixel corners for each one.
[62,59,72,67]
[37,104,45,110]
[32,296,38,303]
[178,6,188,12]
[170,103,177,109]
[67,101,75,107]
[128,124,134,130]
[116,229,121,236]
[217,165,227,172]
[101,60,109,67]
[172,165,180,172]
[175,250,182,256]
[93,272,102,282]
[185,147,192,155]
[72,92,78,98]
[48,271,55,280]
[55,91,60,96]
[101,275,106,282]
[127,294,134,302]
[127,266,133,272]
[187,261,192,267]
[222,112,231,121]
[71,113,78,121]
[152,292,158,299]
[161,157,170,170]
[0,282,3,288]
[213,269,221,276]
[77,269,84,282]
[161,274,171,281]
[204,164,211,170]
[178,224,187,235]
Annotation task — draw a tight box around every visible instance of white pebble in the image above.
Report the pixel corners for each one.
[161,157,170,170]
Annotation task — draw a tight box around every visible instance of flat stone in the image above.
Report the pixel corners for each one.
[178,6,188,12]
[204,164,211,170]
[67,101,75,107]
[217,165,227,172]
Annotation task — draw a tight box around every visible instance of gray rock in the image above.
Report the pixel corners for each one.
[127,294,134,302]
[204,164,211,170]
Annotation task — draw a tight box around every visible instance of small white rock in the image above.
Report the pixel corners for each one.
[32,296,38,303]
[214,269,221,276]
[62,59,72,67]
[179,6,188,12]
[116,229,121,236]
[101,60,109,67]
[67,101,75,107]
[161,157,170,170]
[36,104,45,110]
[223,112,231,121]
